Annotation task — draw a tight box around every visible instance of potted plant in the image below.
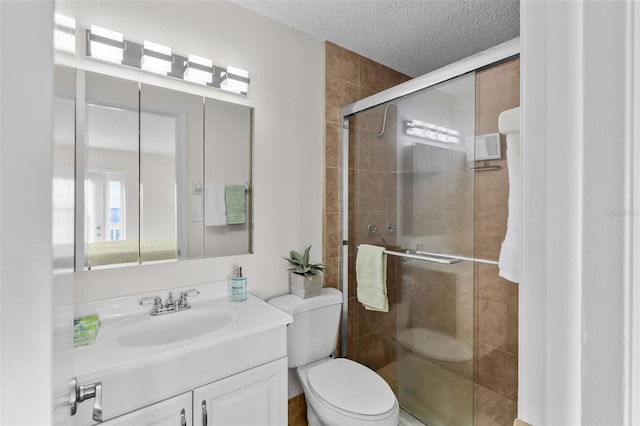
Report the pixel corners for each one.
[284,245,327,298]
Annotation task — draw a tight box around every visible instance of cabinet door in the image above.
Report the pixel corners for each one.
[98,392,192,426]
[194,358,287,426]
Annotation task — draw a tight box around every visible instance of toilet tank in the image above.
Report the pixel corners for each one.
[268,287,342,368]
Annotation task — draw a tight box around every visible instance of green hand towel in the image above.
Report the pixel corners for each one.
[225,184,246,225]
[356,244,389,312]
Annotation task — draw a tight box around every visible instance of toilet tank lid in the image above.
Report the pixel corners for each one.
[268,287,342,315]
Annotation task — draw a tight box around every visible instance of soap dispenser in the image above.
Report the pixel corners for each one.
[230,265,247,302]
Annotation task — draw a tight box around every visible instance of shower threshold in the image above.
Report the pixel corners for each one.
[400,409,427,426]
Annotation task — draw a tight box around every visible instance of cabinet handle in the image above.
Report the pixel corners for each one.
[70,377,103,422]
[180,408,186,426]
[201,400,208,426]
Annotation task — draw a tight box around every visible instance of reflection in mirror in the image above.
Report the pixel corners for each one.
[83,72,140,269]
[74,71,254,271]
[140,84,203,262]
[204,98,253,257]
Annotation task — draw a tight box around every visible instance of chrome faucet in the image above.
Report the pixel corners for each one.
[139,289,200,316]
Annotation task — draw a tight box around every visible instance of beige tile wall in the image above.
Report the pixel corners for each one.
[288,44,520,426]
[322,42,410,368]
[287,42,409,426]
[474,58,520,403]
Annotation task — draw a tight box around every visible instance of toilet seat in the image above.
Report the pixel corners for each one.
[305,358,396,419]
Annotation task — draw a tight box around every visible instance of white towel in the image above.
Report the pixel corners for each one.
[204,183,226,226]
[498,107,521,283]
[356,244,389,312]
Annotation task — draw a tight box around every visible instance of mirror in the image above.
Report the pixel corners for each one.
[76,71,253,270]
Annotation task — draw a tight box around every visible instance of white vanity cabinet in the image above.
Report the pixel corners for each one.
[73,291,292,426]
[99,392,192,426]
[193,358,287,426]
[97,358,286,426]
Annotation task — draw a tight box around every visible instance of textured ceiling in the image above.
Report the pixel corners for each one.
[231,0,520,78]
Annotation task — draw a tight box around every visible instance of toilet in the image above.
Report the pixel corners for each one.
[268,287,399,426]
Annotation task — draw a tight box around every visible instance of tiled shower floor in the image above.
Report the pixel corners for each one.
[377,355,516,426]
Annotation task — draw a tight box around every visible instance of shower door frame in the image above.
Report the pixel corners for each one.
[338,37,520,357]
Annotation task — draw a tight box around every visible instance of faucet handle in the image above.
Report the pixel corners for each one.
[164,292,175,309]
[182,289,200,298]
[179,289,200,308]
[139,296,161,308]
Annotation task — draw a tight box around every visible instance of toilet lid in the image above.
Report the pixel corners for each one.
[306,358,396,416]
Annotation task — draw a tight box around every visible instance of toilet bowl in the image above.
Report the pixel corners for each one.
[298,358,398,426]
[268,288,399,426]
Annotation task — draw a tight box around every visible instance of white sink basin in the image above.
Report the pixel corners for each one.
[112,304,238,347]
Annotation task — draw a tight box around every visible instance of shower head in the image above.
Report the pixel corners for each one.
[377,103,397,138]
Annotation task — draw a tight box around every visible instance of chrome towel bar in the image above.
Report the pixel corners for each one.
[383,249,462,265]
[356,246,499,266]
[415,250,499,266]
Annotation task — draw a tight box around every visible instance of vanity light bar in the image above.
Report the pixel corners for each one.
[184,54,214,84]
[142,41,173,74]
[221,66,250,94]
[88,25,125,64]
[406,119,460,144]
[85,27,250,95]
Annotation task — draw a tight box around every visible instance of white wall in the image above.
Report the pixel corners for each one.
[56,1,324,303]
[0,1,57,424]
[520,1,638,424]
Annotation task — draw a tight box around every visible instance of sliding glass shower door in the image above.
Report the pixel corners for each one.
[346,72,476,426]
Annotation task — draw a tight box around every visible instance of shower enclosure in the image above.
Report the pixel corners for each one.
[340,42,519,426]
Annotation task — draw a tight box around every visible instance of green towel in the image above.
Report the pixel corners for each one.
[225,184,246,225]
[356,244,389,312]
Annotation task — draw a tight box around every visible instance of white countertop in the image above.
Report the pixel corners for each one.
[73,282,292,380]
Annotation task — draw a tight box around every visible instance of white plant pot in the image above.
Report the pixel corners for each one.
[289,272,322,298]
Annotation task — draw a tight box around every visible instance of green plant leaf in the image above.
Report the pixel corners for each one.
[303,245,311,265]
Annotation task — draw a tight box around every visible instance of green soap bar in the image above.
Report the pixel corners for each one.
[73,315,100,346]
[74,315,100,327]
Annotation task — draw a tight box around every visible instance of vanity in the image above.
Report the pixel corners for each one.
[72,281,292,425]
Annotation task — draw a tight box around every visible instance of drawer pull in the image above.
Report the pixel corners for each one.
[202,400,208,426]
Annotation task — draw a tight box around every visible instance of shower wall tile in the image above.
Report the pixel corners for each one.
[323,212,341,258]
[507,303,518,354]
[325,122,340,168]
[505,353,518,399]
[387,68,411,87]
[323,256,340,289]
[476,158,509,212]
[353,329,396,371]
[347,254,356,297]
[476,296,508,350]
[359,56,388,92]
[316,40,410,426]
[412,284,457,336]
[357,128,386,171]
[356,170,387,211]
[476,342,506,395]
[325,41,359,84]
[475,210,507,261]
[325,76,359,124]
[476,60,519,136]
[356,103,385,132]
[357,288,397,337]
[474,57,520,406]
[324,167,341,213]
